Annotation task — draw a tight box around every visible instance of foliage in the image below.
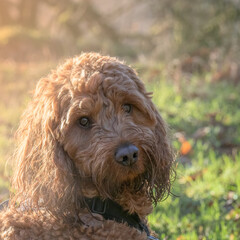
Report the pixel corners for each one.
[151,0,240,57]
[1,0,240,62]
[141,65,240,239]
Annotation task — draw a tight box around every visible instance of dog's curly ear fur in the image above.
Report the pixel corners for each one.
[149,111,175,204]
[136,100,175,205]
[127,71,175,204]
[11,70,82,218]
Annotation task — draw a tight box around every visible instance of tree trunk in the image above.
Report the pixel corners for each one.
[19,0,39,28]
[0,0,11,25]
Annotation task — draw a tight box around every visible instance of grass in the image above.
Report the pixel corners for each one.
[0,60,239,239]
[141,64,240,239]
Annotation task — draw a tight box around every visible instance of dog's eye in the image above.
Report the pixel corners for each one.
[122,104,132,113]
[78,117,91,128]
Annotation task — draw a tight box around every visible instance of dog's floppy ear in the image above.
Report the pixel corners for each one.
[148,108,175,204]
[129,73,175,202]
[12,73,81,217]
[125,68,175,203]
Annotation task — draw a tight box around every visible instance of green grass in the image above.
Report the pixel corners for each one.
[140,65,240,239]
[0,60,239,239]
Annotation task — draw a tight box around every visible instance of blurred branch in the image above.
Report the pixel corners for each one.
[0,0,12,25]
[1,0,240,61]
[19,0,39,28]
[106,0,136,18]
[82,1,120,43]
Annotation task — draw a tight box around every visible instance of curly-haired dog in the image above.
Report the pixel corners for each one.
[0,53,174,240]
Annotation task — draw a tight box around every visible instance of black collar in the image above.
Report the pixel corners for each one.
[84,197,150,236]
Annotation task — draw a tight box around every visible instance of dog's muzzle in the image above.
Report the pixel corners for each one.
[115,143,138,166]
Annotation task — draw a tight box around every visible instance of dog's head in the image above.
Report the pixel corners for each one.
[12,53,174,218]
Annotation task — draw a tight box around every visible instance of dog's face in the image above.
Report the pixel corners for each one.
[13,53,174,215]
[61,62,159,197]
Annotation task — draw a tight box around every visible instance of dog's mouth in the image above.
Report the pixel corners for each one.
[114,158,145,184]
[75,143,148,199]
[81,152,148,200]
[93,166,147,200]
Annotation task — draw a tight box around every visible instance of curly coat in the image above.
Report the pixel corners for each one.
[0,53,174,240]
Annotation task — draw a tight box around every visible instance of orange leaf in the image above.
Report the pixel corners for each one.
[230,234,234,240]
[180,141,192,155]
[177,236,185,240]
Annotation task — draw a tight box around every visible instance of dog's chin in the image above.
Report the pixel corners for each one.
[85,161,147,200]
[79,156,147,199]
[114,161,145,184]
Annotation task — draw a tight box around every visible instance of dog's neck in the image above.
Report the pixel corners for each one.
[115,188,153,219]
[81,182,153,219]
[83,197,150,234]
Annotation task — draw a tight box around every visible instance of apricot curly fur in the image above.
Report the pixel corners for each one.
[0,53,175,239]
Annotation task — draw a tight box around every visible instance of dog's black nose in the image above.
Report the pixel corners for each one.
[115,143,138,166]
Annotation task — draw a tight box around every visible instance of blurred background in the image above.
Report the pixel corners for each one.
[1,0,240,63]
[0,0,240,239]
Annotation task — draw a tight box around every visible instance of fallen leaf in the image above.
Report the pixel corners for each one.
[180,140,192,155]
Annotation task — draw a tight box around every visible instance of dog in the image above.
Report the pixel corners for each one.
[0,53,174,239]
